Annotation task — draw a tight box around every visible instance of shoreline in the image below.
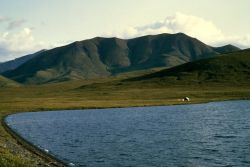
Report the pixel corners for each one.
[1,99,249,167]
[1,116,67,167]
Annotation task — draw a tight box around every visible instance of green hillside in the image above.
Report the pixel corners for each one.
[0,75,20,88]
[2,33,240,84]
[126,49,250,85]
[0,49,250,167]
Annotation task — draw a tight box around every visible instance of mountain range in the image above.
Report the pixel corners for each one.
[1,33,240,84]
[0,50,45,73]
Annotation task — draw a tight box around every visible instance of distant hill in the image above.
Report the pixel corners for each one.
[0,75,20,87]
[0,50,45,73]
[127,49,250,84]
[213,44,240,54]
[2,33,240,84]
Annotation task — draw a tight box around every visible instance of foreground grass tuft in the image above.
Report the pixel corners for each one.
[0,151,36,167]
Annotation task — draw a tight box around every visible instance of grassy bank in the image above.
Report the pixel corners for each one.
[1,77,250,166]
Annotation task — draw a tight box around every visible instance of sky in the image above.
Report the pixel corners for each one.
[0,0,250,61]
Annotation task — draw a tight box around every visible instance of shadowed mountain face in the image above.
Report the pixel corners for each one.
[2,33,240,84]
[213,44,240,54]
[128,49,250,83]
[0,50,45,73]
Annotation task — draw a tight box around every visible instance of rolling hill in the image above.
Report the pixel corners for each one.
[0,75,20,88]
[2,33,240,84]
[213,44,240,54]
[126,49,250,84]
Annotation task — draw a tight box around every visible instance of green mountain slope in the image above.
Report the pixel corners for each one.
[3,33,240,84]
[0,50,45,73]
[0,75,20,87]
[127,49,250,84]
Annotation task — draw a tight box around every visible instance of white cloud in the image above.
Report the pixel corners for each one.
[0,16,49,62]
[0,28,46,62]
[105,12,250,48]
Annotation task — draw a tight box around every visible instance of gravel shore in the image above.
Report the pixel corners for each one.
[1,117,66,167]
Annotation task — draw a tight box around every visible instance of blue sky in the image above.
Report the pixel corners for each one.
[0,0,250,61]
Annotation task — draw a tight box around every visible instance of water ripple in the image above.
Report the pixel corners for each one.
[5,100,250,167]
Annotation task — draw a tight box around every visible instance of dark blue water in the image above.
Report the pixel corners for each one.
[5,100,250,167]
